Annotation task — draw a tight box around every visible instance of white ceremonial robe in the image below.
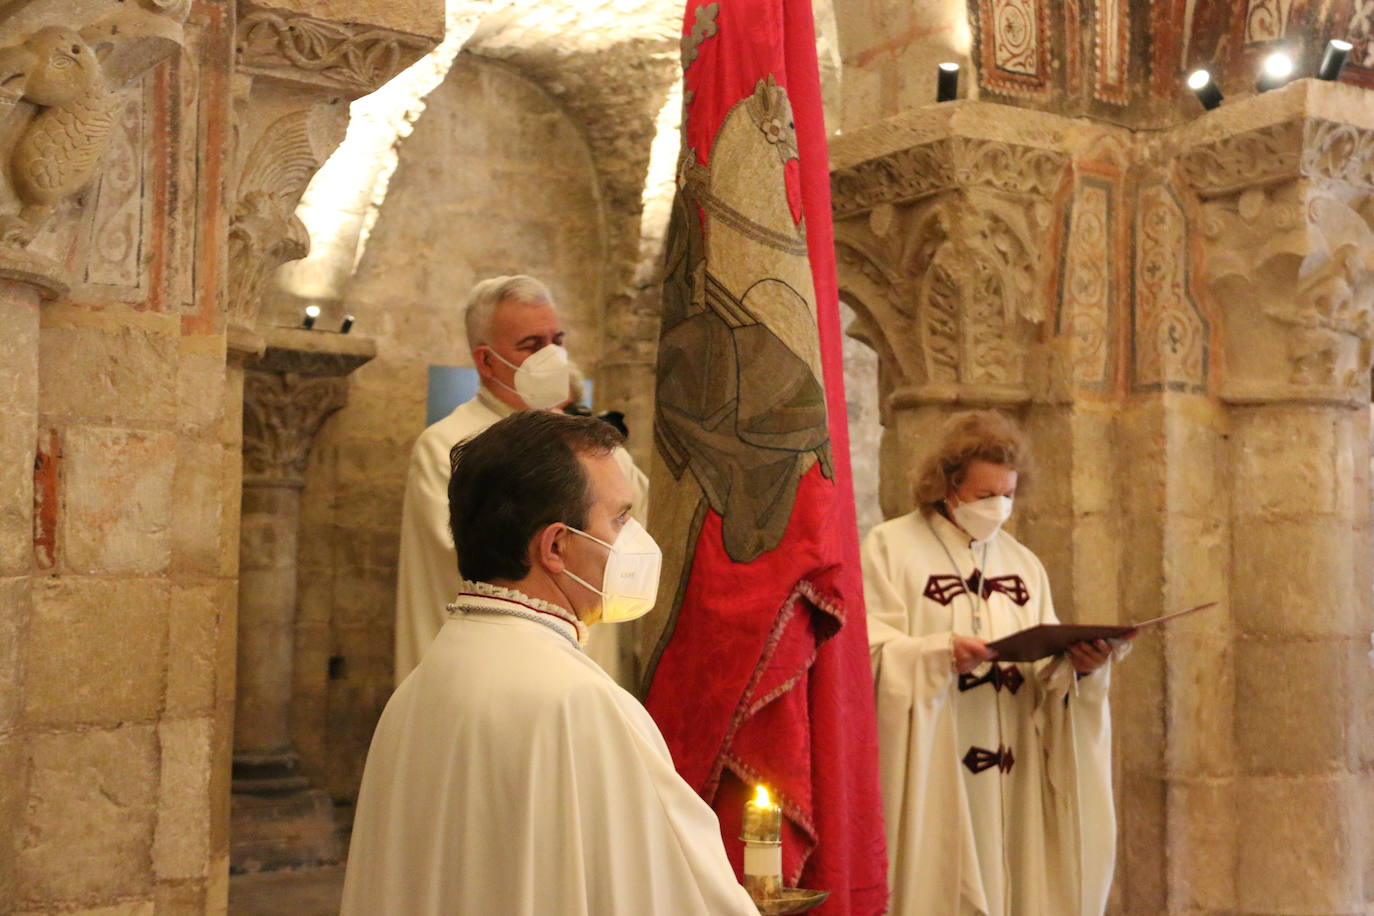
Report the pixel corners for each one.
[342,586,758,916]
[862,510,1120,916]
[393,387,649,686]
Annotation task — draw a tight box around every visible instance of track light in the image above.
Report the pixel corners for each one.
[302,305,320,329]
[1256,51,1294,92]
[340,315,355,334]
[936,62,960,102]
[1187,69,1223,110]
[1318,39,1352,81]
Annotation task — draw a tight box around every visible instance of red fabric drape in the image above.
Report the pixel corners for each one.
[643,2,888,912]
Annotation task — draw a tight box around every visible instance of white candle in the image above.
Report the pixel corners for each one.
[741,784,782,900]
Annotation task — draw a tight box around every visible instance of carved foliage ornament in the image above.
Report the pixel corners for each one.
[831,137,1067,219]
[228,107,340,328]
[1179,119,1374,198]
[242,370,348,482]
[834,192,1047,394]
[237,8,432,92]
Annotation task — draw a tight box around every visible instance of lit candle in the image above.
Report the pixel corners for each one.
[741,784,782,901]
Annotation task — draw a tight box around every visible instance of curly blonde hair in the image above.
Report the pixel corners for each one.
[912,410,1031,515]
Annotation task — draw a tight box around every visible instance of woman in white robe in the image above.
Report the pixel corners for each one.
[862,410,1125,916]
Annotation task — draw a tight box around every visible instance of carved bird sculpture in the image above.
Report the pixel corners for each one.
[1,26,119,245]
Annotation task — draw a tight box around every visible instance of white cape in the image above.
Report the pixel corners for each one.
[862,511,1120,916]
[393,388,648,686]
[344,589,757,916]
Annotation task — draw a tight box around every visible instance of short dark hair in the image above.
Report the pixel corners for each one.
[448,410,624,582]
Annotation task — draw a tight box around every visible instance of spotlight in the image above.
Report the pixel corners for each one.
[1318,39,1352,81]
[340,315,355,334]
[1256,51,1294,92]
[1187,69,1223,110]
[302,304,320,329]
[936,62,960,102]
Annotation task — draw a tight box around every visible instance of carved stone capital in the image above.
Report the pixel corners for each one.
[236,4,433,94]
[831,135,1068,220]
[831,122,1068,408]
[242,370,348,485]
[1199,181,1374,406]
[0,0,189,294]
[1180,106,1374,406]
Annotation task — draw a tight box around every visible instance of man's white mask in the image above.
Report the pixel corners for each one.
[949,494,1013,543]
[489,343,570,410]
[561,518,662,623]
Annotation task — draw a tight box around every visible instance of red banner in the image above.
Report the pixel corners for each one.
[641,1,887,912]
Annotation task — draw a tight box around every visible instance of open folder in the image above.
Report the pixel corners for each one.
[985,602,1218,662]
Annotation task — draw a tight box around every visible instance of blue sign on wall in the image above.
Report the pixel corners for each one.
[426,366,480,425]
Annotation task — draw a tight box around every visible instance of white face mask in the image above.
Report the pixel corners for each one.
[948,494,1013,543]
[561,518,662,623]
[488,343,570,410]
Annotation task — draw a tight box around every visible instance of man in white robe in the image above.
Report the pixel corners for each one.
[344,410,756,916]
[394,275,648,686]
[862,412,1123,916]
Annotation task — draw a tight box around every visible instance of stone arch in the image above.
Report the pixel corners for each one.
[834,231,923,519]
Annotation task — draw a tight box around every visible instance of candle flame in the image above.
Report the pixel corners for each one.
[753,784,772,807]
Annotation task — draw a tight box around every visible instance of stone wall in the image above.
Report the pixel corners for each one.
[287,53,610,810]
[831,0,974,131]
[0,5,238,910]
[0,0,443,906]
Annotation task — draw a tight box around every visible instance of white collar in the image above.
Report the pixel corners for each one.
[474,385,515,419]
[448,579,587,648]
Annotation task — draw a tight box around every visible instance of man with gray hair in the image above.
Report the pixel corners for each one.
[394,275,648,684]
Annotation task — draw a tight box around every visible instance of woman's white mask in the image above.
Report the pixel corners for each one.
[948,494,1013,543]
[561,518,662,623]
[488,343,570,410]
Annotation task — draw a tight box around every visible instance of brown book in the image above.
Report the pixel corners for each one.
[985,602,1218,663]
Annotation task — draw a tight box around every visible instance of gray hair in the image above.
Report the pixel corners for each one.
[463,275,555,350]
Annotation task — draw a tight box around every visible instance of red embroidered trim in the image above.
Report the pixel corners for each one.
[700,570,845,885]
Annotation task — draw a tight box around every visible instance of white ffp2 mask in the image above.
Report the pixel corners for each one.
[949,495,1013,543]
[489,343,570,410]
[561,518,662,623]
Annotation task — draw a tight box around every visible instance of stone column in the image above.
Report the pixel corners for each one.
[231,330,373,872]
[0,271,56,904]
[1176,87,1374,914]
[224,1,431,874]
